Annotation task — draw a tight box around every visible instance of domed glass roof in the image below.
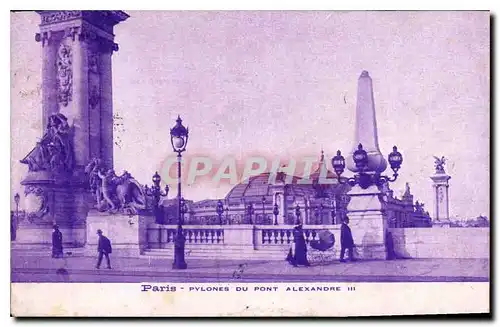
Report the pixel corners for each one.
[225,170,344,205]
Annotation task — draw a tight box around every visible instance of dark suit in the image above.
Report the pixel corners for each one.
[340,222,355,261]
[52,230,63,258]
[97,235,112,268]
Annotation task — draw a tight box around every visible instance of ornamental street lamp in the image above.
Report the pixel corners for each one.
[14,193,20,217]
[273,203,279,225]
[216,200,224,225]
[145,172,169,224]
[247,203,255,224]
[319,203,324,225]
[13,193,20,241]
[225,205,230,225]
[180,197,188,218]
[332,144,403,189]
[331,198,336,224]
[295,205,301,225]
[261,196,266,222]
[170,115,188,270]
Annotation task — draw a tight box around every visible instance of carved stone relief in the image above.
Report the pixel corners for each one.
[23,186,50,223]
[56,43,73,106]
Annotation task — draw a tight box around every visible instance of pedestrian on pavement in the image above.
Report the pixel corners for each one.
[96,229,112,269]
[51,225,63,258]
[340,217,356,262]
[286,224,311,267]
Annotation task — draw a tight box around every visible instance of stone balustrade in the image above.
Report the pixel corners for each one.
[146,224,340,251]
[254,225,340,249]
[147,225,225,249]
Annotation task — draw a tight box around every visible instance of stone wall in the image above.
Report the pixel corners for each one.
[389,227,489,259]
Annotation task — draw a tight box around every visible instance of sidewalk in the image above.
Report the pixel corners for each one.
[11,252,489,283]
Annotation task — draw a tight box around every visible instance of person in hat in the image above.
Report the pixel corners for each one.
[51,225,63,258]
[286,224,310,267]
[340,217,356,262]
[96,229,112,269]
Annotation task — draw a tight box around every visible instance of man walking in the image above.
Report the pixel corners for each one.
[340,217,355,263]
[52,225,63,258]
[96,229,112,269]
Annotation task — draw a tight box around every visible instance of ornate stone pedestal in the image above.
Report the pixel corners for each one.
[85,211,154,257]
[16,170,88,247]
[347,184,388,260]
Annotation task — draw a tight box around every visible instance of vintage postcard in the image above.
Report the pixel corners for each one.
[10,10,490,317]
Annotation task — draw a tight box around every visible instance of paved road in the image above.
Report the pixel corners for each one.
[11,253,489,283]
[11,269,489,283]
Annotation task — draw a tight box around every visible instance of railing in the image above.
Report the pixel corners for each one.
[260,229,322,245]
[147,225,224,248]
[146,224,340,250]
[256,225,341,247]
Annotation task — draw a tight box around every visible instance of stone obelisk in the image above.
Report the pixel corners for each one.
[346,71,388,260]
[16,11,128,247]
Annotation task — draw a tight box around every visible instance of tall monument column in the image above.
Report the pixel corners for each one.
[430,157,451,227]
[346,71,389,260]
[16,11,128,247]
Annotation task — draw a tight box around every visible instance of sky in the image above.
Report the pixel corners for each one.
[10,11,489,219]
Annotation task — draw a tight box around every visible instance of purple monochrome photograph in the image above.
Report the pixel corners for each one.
[10,10,489,317]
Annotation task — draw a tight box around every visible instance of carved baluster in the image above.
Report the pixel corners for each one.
[273,230,278,244]
[221,230,224,243]
[311,230,317,241]
[206,230,210,243]
[304,230,310,242]
[193,230,198,243]
[286,230,291,244]
[280,230,285,244]
[261,230,266,244]
[211,230,215,243]
[216,230,221,243]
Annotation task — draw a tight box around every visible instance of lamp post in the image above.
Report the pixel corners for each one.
[319,203,324,225]
[295,205,301,225]
[332,144,403,189]
[170,115,188,270]
[273,203,279,225]
[145,172,169,224]
[261,196,266,223]
[216,200,224,225]
[331,198,336,224]
[13,193,20,241]
[225,205,230,225]
[14,193,20,218]
[247,203,255,224]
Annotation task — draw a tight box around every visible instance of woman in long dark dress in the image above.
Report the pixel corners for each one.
[52,225,63,258]
[286,225,310,267]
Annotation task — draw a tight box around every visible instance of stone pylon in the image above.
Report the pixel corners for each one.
[16,11,128,247]
[346,71,389,260]
[430,161,452,227]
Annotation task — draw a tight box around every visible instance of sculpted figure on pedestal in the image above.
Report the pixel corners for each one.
[21,113,73,173]
[433,156,447,174]
[85,158,146,215]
